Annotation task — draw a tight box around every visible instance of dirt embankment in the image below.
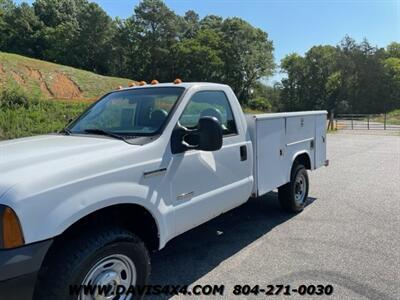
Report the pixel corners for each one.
[0,64,5,77]
[50,72,82,99]
[1,64,83,99]
[0,64,6,87]
[27,67,53,98]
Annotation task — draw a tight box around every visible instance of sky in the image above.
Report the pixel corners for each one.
[15,0,400,82]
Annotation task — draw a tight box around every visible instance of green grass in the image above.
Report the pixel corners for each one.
[370,109,400,125]
[0,52,133,100]
[0,96,89,140]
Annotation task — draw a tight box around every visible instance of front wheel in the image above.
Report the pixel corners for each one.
[34,227,150,300]
[278,164,309,213]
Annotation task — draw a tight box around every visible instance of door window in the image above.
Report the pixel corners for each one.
[179,91,237,136]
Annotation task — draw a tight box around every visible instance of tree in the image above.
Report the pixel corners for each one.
[36,18,79,63]
[181,10,199,39]
[31,0,114,73]
[131,0,181,81]
[32,0,88,62]
[307,46,338,109]
[0,0,15,50]
[386,42,400,59]
[280,45,340,112]
[337,37,388,113]
[199,15,223,31]
[247,82,280,112]
[0,0,13,15]
[280,37,398,114]
[383,57,400,111]
[1,3,43,57]
[220,18,274,104]
[69,2,116,74]
[173,28,224,81]
[280,53,306,111]
[108,17,140,77]
[33,0,88,27]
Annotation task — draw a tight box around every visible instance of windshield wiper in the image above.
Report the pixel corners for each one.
[60,128,72,135]
[83,129,128,142]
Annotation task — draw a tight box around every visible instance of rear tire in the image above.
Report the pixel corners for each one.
[278,163,309,213]
[34,227,150,300]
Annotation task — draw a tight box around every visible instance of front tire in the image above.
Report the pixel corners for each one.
[34,227,150,300]
[278,164,309,213]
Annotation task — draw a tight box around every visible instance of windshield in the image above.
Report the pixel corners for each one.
[68,87,184,137]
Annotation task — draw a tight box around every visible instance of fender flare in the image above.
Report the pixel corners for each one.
[288,150,312,179]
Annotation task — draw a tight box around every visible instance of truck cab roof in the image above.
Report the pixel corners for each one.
[120,82,229,91]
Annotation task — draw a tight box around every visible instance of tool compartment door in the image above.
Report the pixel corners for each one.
[314,114,327,168]
[255,117,286,196]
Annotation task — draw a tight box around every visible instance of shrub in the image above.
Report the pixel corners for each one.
[0,87,38,109]
[0,89,89,140]
[247,97,272,112]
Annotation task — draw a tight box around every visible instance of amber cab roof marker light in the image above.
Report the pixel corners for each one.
[116,85,123,90]
[2,207,25,249]
[174,78,182,84]
[138,81,147,86]
[151,80,159,85]
[128,82,136,87]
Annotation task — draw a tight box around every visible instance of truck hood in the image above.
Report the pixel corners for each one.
[0,134,135,198]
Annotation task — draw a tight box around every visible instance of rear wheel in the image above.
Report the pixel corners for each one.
[278,164,309,213]
[34,227,150,300]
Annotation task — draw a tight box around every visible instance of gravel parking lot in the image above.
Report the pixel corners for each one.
[149,131,400,300]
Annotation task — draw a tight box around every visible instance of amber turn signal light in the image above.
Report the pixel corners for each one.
[2,207,24,249]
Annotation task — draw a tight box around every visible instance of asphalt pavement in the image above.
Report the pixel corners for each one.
[149,130,400,300]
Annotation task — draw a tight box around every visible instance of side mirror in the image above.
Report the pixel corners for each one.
[171,117,223,154]
[197,117,223,151]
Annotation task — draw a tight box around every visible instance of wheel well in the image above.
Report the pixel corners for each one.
[34,204,158,298]
[54,204,159,251]
[294,153,311,170]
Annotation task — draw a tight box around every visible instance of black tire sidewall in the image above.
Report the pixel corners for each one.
[35,228,150,300]
[289,164,309,212]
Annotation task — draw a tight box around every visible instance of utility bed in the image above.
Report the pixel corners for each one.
[246,111,328,196]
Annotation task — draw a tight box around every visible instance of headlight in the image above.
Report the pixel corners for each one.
[0,205,25,249]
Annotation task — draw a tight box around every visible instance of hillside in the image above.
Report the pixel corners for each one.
[0,52,136,140]
[0,52,133,100]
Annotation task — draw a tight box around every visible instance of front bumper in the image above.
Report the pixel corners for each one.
[0,239,52,300]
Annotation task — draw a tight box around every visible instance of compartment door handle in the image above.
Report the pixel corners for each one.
[240,145,247,161]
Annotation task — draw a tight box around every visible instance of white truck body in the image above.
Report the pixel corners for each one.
[246,111,327,196]
[0,82,328,299]
[0,83,327,250]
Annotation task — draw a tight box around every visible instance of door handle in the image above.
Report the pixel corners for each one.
[177,191,194,201]
[240,145,247,161]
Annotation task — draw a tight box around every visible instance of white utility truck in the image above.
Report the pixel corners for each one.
[0,82,328,299]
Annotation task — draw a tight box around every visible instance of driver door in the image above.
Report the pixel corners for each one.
[168,90,253,236]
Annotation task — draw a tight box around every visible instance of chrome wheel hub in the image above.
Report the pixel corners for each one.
[79,254,136,300]
[294,173,306,205]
